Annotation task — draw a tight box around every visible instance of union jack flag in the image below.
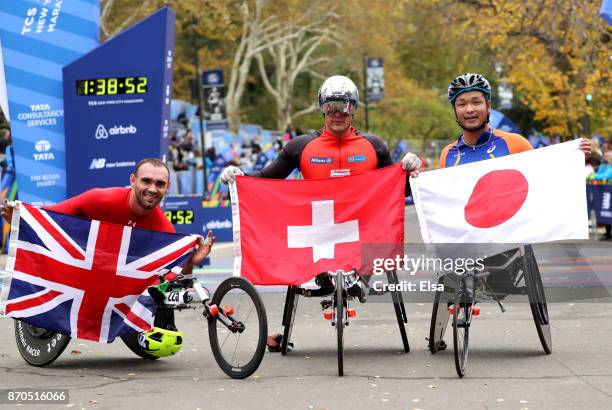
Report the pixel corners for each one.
[0,202,198,343]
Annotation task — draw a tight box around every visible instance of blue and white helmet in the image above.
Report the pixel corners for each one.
[318,75,359,114]
[448,73,491,105]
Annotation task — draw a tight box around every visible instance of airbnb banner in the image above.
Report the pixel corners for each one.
[229,165,406,285]
[410,139,588,243]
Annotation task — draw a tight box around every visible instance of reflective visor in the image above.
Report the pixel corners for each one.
[320,100,354,115]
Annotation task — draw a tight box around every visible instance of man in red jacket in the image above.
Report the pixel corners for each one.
[220,75,421,351]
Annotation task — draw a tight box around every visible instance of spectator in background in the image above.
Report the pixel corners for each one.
[585,153,601,180]
[0,128,10,170]
[274,136,283,152]
[283,126,293,143]
[0,128,10,155]
[593,149,612,241]
[250,137,262,155]
[206,147,216,169]
[239,152,254,173]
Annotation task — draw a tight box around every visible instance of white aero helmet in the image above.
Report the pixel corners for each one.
[318,75,359,114]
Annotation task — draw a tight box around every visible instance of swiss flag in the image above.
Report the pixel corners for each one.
[410,139,589,243]
[229,164,406,285]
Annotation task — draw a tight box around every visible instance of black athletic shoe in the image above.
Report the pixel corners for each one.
[347,279,368,303]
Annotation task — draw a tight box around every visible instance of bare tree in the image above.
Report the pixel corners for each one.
[255,8,340,130]
[225,0,302,131]
[100,0,156,39]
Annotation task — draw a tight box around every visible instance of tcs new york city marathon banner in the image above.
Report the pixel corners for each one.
[0,0,99,205]
[63,7,175,196]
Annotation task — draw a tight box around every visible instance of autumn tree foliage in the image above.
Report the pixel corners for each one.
[97,0,610,144]
[449,0,611,138]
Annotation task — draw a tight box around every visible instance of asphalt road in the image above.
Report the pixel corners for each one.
[1,207,612,409]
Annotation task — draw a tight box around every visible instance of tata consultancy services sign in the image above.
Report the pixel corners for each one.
[0,1,99,204]
[63,7,175,196]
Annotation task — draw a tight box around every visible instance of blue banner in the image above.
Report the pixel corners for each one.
[202,69,227,130]
[366,57,384,101]
[62,7,175,197]
[590,184,612,225]
[0,0,99,205]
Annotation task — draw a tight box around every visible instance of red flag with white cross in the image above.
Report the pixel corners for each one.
[229,164,406,285]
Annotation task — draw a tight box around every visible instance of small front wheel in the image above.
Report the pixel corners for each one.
[14,320,71,367]
[208,277,267,379]
[452,274,473,378]
[336,276,344,377]
[524,245,552,354]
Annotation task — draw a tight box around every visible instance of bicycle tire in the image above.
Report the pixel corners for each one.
[453,276,471,378]
[387,271,409,352]
[121,307,175,360]
[208,277,268,379]
[428,278,449,354]
[14,320,71,367]
[523,245,552,354]
[281,286,298,356]
[336,275,344,377]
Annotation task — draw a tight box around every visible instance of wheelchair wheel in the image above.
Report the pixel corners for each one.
[429,277,450,354]
[453,276,472,378]
[387,271,409,353]
[208,277,268,379]
[336,276,344,377]
[121,307,175,360]
[281,286,299,356]
[14,320,71,367]
[523,245,552,354]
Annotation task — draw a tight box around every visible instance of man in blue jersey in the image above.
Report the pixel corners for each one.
[439,73,590,167]
[429,73,591,352]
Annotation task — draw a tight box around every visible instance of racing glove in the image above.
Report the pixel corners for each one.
[401,152,422,171]
[220,165,244,184]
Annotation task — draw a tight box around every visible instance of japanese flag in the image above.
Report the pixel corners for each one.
[410,139,588,243]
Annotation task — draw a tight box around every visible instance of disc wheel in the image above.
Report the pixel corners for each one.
[524,245,552,354]
[14,320,71,367]
[208,277,268,379]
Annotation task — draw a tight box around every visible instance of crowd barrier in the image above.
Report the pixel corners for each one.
[587,183,612,225]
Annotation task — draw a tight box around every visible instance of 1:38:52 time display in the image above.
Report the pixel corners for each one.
[76,76,148,96]
[164,210,194,225]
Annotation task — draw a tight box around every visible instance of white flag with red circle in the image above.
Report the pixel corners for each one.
[410,139,588,243]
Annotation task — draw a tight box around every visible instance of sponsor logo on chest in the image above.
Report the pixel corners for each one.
[310,156,333,164]
[347,155,367,163]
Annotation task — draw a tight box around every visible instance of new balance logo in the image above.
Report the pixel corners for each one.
[90,158,106,169]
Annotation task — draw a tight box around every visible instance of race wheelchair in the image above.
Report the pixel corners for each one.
[279,269,409,376]
[428,245,551,377]
[13,275,268,379]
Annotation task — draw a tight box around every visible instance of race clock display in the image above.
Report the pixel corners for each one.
[76,76,149,96]
[164,209,194,225]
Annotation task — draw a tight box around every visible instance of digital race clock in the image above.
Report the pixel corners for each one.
[164,209,194,225]
[76,76,149,96]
